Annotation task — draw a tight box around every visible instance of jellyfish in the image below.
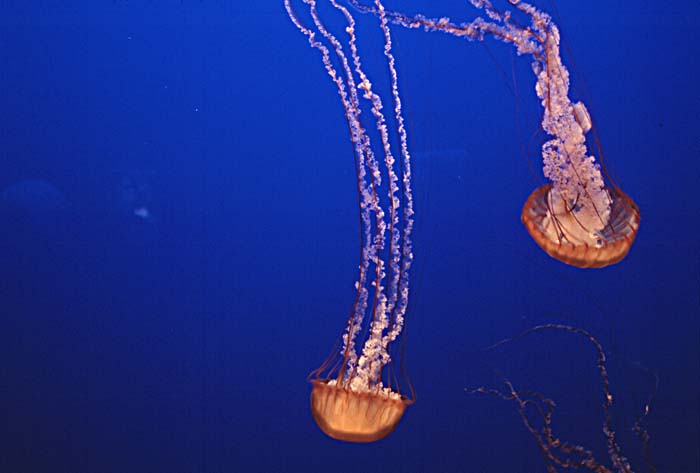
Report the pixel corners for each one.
[351,0,640,268]
[116,170,156,223]
[285,0,416,442]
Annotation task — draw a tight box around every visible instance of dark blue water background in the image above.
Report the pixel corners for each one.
[1,1,698,472]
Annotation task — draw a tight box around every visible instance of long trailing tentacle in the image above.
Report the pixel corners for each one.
[472,323,657,472]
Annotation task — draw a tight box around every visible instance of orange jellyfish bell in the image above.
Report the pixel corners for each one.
[310,379,412,443]
[522,184,640,268]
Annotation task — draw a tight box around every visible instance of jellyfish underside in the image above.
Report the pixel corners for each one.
[522,184,640,268]
[310,380,411,442]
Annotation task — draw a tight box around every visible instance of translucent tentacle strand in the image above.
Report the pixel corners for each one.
[286,0,415,402]
[470,324,655,472]
[285,0,377,379]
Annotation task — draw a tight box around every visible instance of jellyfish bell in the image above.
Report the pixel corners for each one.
[522,184,640,268]
[307,298,416,443]
[310,379,412,443]
[307,318,416,443]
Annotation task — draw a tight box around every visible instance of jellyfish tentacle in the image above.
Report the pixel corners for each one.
[488,324,635,472]
[284,0,376,381]
[471,324,658,472]
[324,0,394,391]
[310,1,386,385]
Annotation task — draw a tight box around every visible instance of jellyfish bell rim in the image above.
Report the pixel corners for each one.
[521,184,640,269]
[309,378,413,443]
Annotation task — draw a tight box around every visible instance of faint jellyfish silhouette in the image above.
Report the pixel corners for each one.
[351,0,640,268]
[469,324,657,473]
[116,172,155,222]
[285,0,416,442]
[110,170,161,248]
